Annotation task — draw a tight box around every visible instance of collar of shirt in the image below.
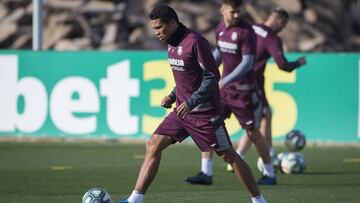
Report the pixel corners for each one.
[167,23,187,47]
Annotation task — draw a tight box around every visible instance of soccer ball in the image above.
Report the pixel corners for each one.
[82,188,112,203]
[280,152,306,174]
[275,152,289,173]
[285,130,306,151]
[257,156,280,173]
[276,152,289,162]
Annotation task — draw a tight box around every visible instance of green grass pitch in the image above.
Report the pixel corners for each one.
[0,141,359,203]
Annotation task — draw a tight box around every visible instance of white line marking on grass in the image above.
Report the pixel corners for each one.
[51,166,73,170]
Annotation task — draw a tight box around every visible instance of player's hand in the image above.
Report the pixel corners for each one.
[161,96,173,109]
[176,102,190,118]
[298,56,307,66]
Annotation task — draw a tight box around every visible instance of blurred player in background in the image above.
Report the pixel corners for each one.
[185,0,276,186]
[185,5,307,183]
[234,7,307,168]
[119,4,267,203]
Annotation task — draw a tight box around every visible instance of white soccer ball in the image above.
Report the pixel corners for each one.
[82,188,112,203]
[276,152,289,162]
[285,130,306,151]
[276,152,289,173]
[280,152,306,174]
[257,155,280,173]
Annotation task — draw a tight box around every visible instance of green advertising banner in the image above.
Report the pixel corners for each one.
[0,51,359,142]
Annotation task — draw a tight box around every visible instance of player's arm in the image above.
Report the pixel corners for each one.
[219,27,256,88]
[219,54,254,89]
[177,39,218,118]
[185,66,217,110]
[212,48,222,68]
[185,38,219,110]
[177,67,217,118]
[270,39,306,72]
[161,87,176,109]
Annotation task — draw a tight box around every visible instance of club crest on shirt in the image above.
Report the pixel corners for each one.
[231,32,238,41]
[177,46,183,56]
[219,31,224,36]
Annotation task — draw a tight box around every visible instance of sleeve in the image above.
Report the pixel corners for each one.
[185,38,219,110]
[186,69,217,109]
[268,38,301,72]
[220,55,254,86]
[168,87,176,103]
[212,48,222,68]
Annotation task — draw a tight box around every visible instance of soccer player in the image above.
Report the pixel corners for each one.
[185,0,276,185]
[235,7,307,163]
[119,4,267,203]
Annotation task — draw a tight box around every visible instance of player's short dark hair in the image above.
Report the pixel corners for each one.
[273,7,289,20]
[222,0,243,7]
[149,4,179,24]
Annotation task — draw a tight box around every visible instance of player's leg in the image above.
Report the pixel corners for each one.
[235,106,273,160]
[228,114,273,172]
[230,90,276,184]
[184,151,213,184]
[216,147,266,203]
[119,112,186,203]
[259,85,275,156]
[245,103,276,185]
[246,127,275,184]
[261,107,275,156]
[236,131,252,158]
[236,87,273,158]
[225,131,252,172]
[120,134,175,203]
[201,151,213,176]
[185,115,267,202]
[185,102,233,184]
[134,133,175,193]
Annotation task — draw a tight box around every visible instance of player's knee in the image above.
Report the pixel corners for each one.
[145,135,160,156]
[145,139,155,155]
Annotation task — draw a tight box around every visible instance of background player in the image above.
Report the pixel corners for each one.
[234,7,307,166]
[185,0,276,186]
[119,4,267,203]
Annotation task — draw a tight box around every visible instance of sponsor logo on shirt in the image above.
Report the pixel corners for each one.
[168,58,185,71]
[218,40,238,54]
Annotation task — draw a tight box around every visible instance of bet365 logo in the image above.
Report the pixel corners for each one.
[0,54,298,138]
[0,55,139,135]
